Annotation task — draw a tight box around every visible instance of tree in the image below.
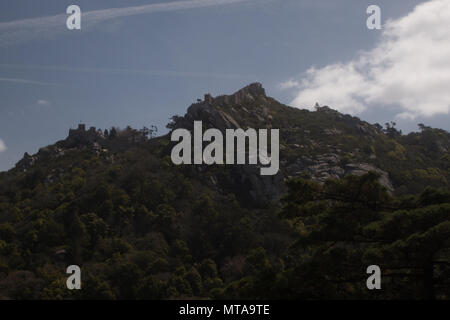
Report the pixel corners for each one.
[384,121,402,138]
[109,127,117,139]
[140,127,150,139]
[281,173,450,299]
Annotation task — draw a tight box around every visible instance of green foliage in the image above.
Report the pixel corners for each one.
[279,174,450,299]
[0,137,291,300]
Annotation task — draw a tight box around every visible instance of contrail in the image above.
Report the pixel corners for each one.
[0,63,253,80]
[0,77,59,86]
[0,0,251,46]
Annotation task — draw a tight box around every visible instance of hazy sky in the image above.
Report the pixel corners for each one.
[1,0,448,171]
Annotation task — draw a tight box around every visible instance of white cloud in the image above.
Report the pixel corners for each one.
[0,139,6,153]
[278,79,300,90]
[37,99,52,106]
[283,0,450,119]
[0,0,251,46]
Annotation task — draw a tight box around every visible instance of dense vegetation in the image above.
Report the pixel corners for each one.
[279,173,450,299]
[0,139,293,299]
[0,84,449,299]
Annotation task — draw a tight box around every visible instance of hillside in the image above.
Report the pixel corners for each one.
[0,83,449,299]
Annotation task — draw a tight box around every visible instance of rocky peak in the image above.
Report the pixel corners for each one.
[200,82,268,109]
[170,83,271,132]
[233,82,266,99]
[220,82,266,105]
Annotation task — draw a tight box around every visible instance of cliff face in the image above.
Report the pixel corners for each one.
[166,83,396,205]
[162,83,284,207]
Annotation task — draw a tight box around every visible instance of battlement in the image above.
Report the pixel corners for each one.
[68,123,104,141]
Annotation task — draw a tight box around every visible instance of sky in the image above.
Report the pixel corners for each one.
[0,0,448,171]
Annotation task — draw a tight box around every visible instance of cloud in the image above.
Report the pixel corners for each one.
[278,79,301,90]
[37,99,52,107]
[0,0,251,46]
[0,139,6,153]
[282,0,450,119]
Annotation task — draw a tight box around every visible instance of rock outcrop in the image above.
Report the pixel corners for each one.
[167,83,397,204]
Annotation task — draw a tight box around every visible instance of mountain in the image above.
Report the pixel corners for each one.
[11,82,450,201]
[0,83,449,299]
